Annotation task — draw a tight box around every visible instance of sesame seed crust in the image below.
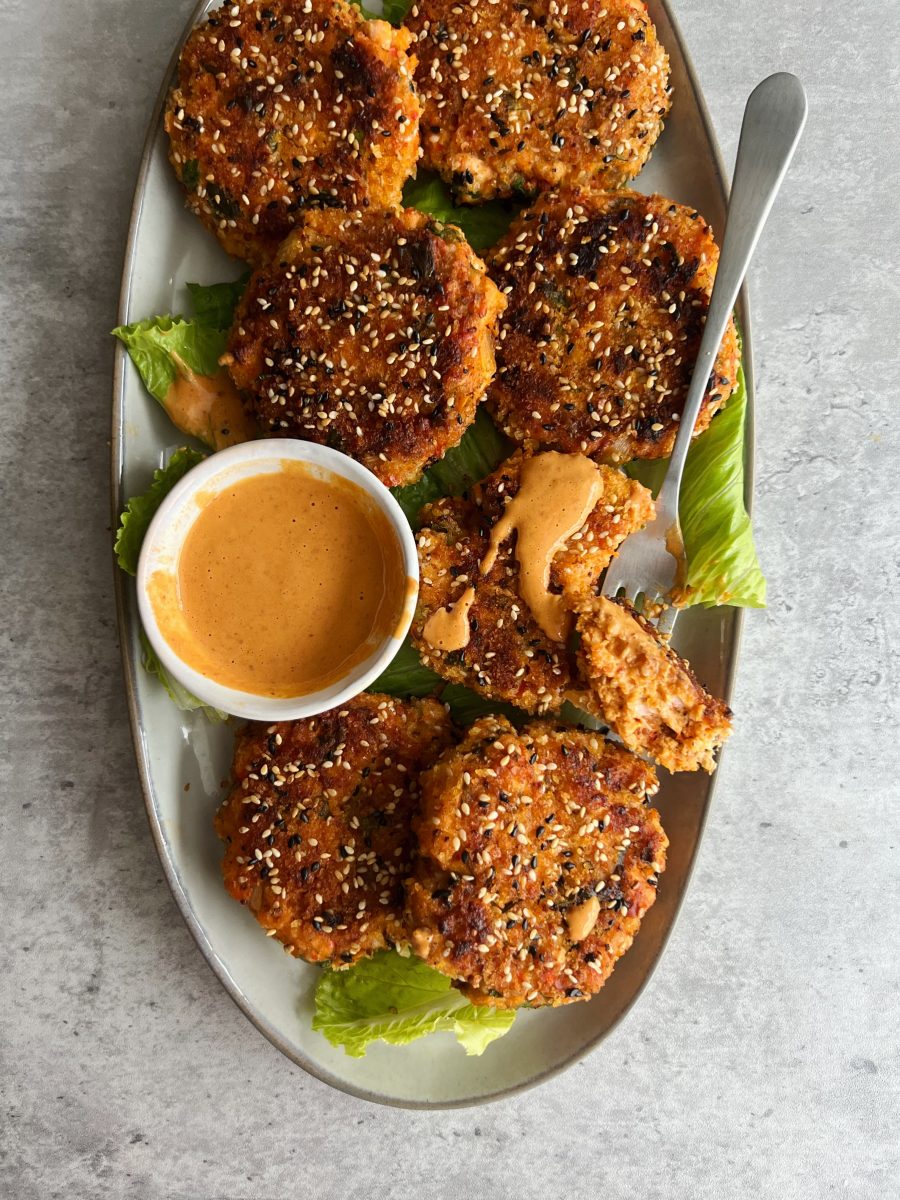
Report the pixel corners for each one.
[225,206,506,486]
[411,451,654,713]
[574,595,732,773]
[487,188,741,461]
[406,716,666,1007]
[214,693,454,966]
[406,0,670,203]
[165,0,421,264]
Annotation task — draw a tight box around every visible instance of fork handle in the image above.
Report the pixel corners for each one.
[656,72,808,514]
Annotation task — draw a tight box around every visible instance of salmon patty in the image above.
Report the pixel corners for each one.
[215,694,453,966]
[406,716,666,1007]
[411,452,654,714]
[225,207,506,485]
[487,188,741,461]
[574,594,732,772]
[406,0,669,203]
[166,0,421,264]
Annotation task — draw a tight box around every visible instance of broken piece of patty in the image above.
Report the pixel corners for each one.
[166,0,421,264]
[406,0,670,203]
[487,188,741,461]
[215,693,453,966]
[225,206,506,486]
[411,452,654,713]
[573,594,733,773]
[406,716,667,1007]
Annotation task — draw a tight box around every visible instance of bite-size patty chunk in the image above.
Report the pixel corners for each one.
[574,595,732,773]
[407,716,667,1007]
[488,188,741,461]
[215,694,453,966]
[225,207,506,485]
[411,452,654,713]
[166,0,421,264]
[406,0,670,203]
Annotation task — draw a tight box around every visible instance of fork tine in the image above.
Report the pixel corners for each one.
[600,568,622,599]
[654,604,679,638]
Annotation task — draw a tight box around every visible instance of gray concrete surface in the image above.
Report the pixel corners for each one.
[2,1,898,1196]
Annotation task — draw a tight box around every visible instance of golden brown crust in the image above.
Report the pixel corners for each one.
[225,206,506,486]
[166,0,421,264]
[406,717,666,1007]
[214,694,453,965]
[406,0,670,203]
[411,452,654,713]
[487,188,741,461]
[574,595,732,772]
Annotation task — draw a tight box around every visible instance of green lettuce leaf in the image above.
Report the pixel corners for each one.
[112,314,226,402]
[370,636,528,726]
[392,408,511,526]
[312,950,515,1057]
[186,273,250,329]
[112,312,226,400]
[114,447,206,575]
[369,636,442,696]
[349,0,410,26]
[139,631,227,723]
[625,365,765,608]
[115,452,226,722]
[403,172,518,251]
[112,273,244,416]
[380,0,411,24]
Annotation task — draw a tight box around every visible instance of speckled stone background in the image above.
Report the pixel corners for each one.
[2,0,898,1196]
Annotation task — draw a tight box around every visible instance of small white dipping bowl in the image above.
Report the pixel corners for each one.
[136,440,419,721]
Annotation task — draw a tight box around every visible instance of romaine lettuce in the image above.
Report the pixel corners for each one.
[114,447,205,575]
[139,630,227,723]
[403,172,518,251]
[116,450,227,721]
[112,314,226,402]
[380,0,411,24]
[392,407,511,526]
[112,272,246,410]
[625,365,765,608]
[312,950,515,1057]
[369,636,442,696]
[186,273,250,329]
[369,637,527,725]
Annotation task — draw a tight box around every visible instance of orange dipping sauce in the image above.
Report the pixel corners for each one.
[148,463,409,698]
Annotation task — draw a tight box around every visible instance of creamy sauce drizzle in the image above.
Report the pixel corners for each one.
[421,585,477,652]
[422,452,602,651]
[165,354,257,450]
[149,463,409,698]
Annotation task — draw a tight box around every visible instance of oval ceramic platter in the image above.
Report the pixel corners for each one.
[112,0,753,1108]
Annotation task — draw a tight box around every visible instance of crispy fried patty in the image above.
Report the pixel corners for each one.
[575,595,732,773]
[406,716,666,1006]
[225,207,506,485]
[406,0,669,203]
[215,694,453,965]
[411,452,654,714]
[165,0,420,264]
[487,188,741,461]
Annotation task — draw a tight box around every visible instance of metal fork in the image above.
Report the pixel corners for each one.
[602,72,808,635]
